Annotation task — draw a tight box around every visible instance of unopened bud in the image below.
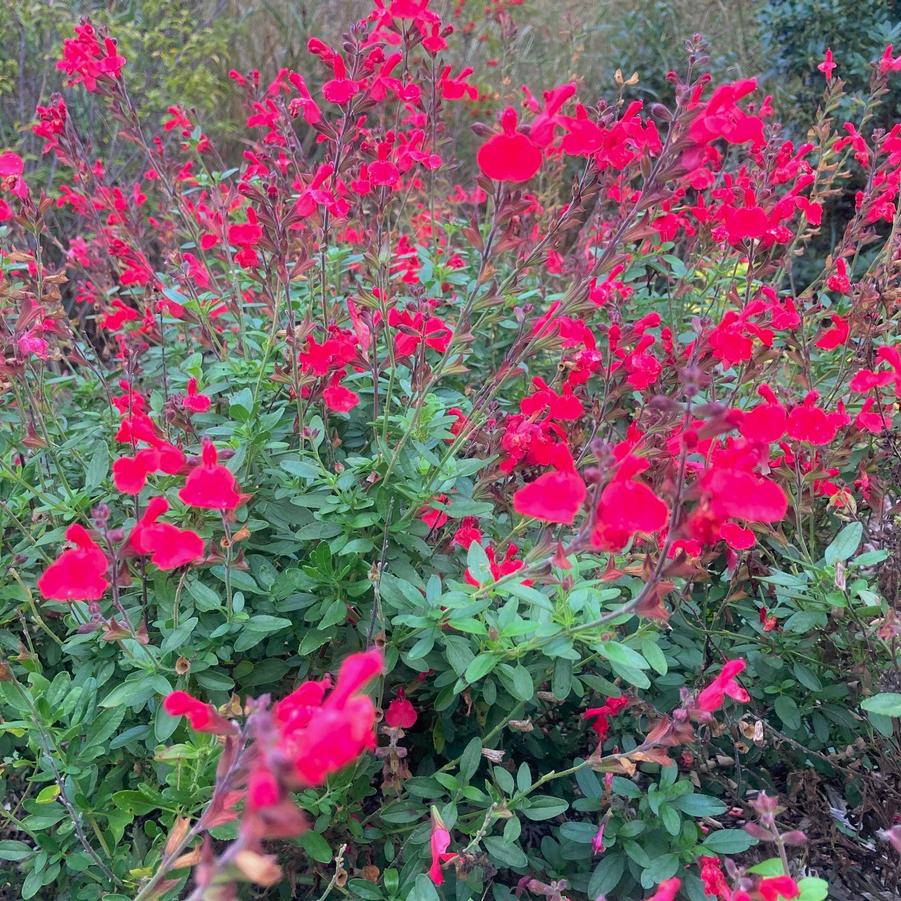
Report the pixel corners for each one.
[780,830,807,845]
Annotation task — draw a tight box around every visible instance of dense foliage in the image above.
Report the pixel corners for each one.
[1,2,900,900]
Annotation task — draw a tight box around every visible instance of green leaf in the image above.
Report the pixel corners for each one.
[700,829,757,854]
[748,858,786,877]
[797,877,829,901]
[824,521,863,565]
[672,794,727,816]
[516,763,532,793]
[494,766,515,795]
[35,785,60,804]
[641,638,668,675]
[774,695,802,731]
[504,581,554,612]
[85,443,109,489]
[229,387,254,420]
[0,840,33,861]
[504,816,522,842]
[408,873,442,901]
[509,665,534,701]
[346,881,383,901]
[100,677,156,709]
[300,830,333,864]
[521,795,568,820]
[459,738,482,782]
[234,615,292,652]
[588,853,625,897]
[466,541,492,585]
[161,617,198,655]
[558,821,599,843]
[598,640,649,670]
[643,852,680,885]
[659,804,681,836]
[187,579,221,611]
[861,692,901,717]
[465,653,499,684]
[483,835,528,868]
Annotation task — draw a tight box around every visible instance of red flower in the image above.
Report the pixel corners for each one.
[178,440,244,510]
[591,820,606,855]
[583,695,629,743]
[827,258,850,293]
[129,497,205,570]
[385,688,417,729]
[0,151,24,178]
[590,466,669,551]
[428,810,458,885]
[705,468,787,524]
[57,22,126,92]
[856,397,893,434]
[421,495,449,529]
[464,543,531,586]
[787,394,844,445]
[183,377,211,413]
[814,313,849,350]
[322,373,360,413]
[274,649,382,787]
[38,524,109,601]
[647,878,681,901]
[720,521,755,550]
[688,78,764,148]
[818,48,836,80]
[113,449,158,494]
[696,659,750,713]
[248,766,280,808]
[477,107,542,182]
[164,690,233,734]
[759,876,800,901]
[739,402,787,443]
[759,607,778,632]
[699,857,730,900]
[513,469,586,524]
[452,517,482,550]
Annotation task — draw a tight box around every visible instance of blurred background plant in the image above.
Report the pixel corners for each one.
[5,0,899,166]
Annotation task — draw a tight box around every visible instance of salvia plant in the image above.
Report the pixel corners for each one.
[0,1,899,900]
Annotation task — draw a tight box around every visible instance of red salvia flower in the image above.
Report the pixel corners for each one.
[818,48,836,80]
[590,462,669,551]
[183,377,211,413]
[57,22,126,93]
[786,393,845,445]
[38,524,109,601]
[428,809,458,885]
[646,878,681,901]
[583,695,629,743]
[513,469,587,524]
[758,876,801,901]
[273,649,382,787]
[385,688,418,729]
[477,107,542,182]
[814,313,849,350]
[164,690,234,734]
[464,543,531,586]
[696,659,750,713]
[591,819,606,855]
[322,372,360,413]
[699,856,730,900]
[178,440,244,510]
[720,521,756,550]
[129,497,205,570]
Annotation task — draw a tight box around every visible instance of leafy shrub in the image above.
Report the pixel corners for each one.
[0,3,900,901]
